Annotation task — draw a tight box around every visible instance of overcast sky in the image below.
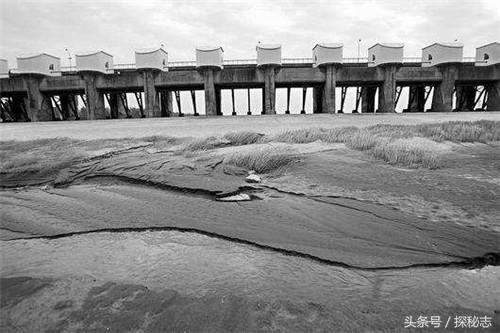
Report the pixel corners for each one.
[1,0,499,66]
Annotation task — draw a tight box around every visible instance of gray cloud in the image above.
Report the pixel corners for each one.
[0,0,498,66]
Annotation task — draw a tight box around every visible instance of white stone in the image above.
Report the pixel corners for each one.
[246,174,261,183]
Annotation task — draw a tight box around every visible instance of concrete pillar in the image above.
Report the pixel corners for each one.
[486,81,500,111]
[82,74,106,119]
[24,77,53,121]
[312,87,323,113]
[202,68,217,116]
[430,64,458,112]
[143,71,160,117]
[215,88,222,115]
[455,86,476,111]
[60,95,72,120]
[159,91,173,117]
[321,64,336,113]
[263,66,277,114]
[11,96,28,121]
[362,87,377,113]
[377,65,397,113]
[405,86,425,112]
[108,93,119,119]
[117,94,129,118]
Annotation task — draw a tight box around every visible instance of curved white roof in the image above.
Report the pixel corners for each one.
[369,43,404,49]
[477,42,500,49]
[313,43,343,50]
[76,50,113,57]
[135,48,168,55]
[256,44,281,50]
[17,53,60,60]
[196,46,224,52]
[423,42,464,49]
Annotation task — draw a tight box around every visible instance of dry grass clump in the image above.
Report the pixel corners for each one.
[417,120,500,143]
[364,124,419,139]
[223,146,301,174]
[272,127,358,144]
[139,135,180,146]
[371,137,443,169]
[179,136,230,153]
[0,138,86,179]
[223,131,264,145]
[345,130,379,151]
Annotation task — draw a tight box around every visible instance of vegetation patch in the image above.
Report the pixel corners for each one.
[271,127,358,144]
[371,137,444,169]
[223,131,264,145]
[417,120,500,143]
[223,146,301,174]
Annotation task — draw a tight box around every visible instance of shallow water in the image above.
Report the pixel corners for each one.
[2,230,499,314]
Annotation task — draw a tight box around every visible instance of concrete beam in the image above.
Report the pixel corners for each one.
[430,64,458,112]
[377,65,398,113]
[262,66,277,114]
[486,81,500,111]
[24,76,53,121]
[321,65,336,113]
[82,74,106,120]
[143,71,160,117]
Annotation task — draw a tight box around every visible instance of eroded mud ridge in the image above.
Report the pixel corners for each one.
[2,178,499,269]
[2,230,500,332]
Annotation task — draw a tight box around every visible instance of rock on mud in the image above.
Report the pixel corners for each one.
[246,174,261,183]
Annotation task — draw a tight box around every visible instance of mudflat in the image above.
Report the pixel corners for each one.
[1,115,499,332]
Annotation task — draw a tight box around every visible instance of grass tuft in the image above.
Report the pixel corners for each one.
[417,120,500,143]
[223,131,264,145]
[371,137,443,169]
[272,127,358,144]
[223,146,300,174]
[179,136,230,153]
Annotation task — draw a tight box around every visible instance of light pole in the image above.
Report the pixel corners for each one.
[65,48,72,71]
[357,39,361,63]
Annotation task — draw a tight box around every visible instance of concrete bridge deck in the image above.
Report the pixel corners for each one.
[1,61,499,122]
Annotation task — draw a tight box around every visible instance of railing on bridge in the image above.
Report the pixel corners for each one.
[6,57,480,75]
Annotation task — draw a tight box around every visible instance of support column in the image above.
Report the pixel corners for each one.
[143,71,160,117]
[430,64,458,112]
[262,66,277,114]
[231,89,236,116]
[117,93,129,118]
[455,86,477,111]
[362,87,377,113]
[24,77,53,121]
[321,64,336,113]
[215,88,222,115]
[202,68,217,116]
[159,91,173,117]
[312,87,323,113]
[82,73,105,119]
[377,64,397,113]
[405,86,425,112]
[108,93,119,119]
[247,88,252,115]
[486,81,500,111]
[60,95,72,120]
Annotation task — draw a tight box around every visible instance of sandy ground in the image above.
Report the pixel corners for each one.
[1,114,500,332]
[1,112,500,141]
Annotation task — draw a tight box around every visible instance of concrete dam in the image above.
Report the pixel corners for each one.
[0,42,499,122]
